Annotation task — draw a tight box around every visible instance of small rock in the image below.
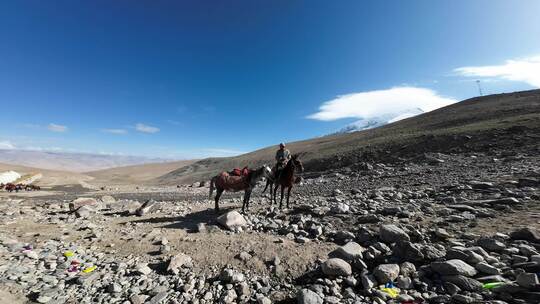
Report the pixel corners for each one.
[167,253,193,274]
[516,272,539,288]
[297,288,323,304]
[135,263,153,275]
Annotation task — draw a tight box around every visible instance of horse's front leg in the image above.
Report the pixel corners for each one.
[241,190,248,214]
[286,186,292,209]
[269,183,274,206]
[215,189,224,212]
[246,189,252,212]
[273,184,279,207]
[279,186,285,210]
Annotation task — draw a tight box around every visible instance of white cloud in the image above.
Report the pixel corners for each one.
[455,55,540,88]
[47,123,68,132]
[102,128,127,134]
[135,123,160,134]
[0,141,15,149]
[308,87,457,122]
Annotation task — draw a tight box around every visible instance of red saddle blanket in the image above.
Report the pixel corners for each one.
[230,167,250,177]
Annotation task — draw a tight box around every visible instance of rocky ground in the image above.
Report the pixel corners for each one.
[1,150,540,304]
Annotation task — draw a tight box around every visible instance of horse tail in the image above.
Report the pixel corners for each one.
[209,177,215,199]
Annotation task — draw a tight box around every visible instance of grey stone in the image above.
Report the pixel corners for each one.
[400,262,416,277]
[217,211,247,230]
[220,269,245,283]
[441,275,483,291]
[516,272,539,288]
[329,242,364,261]
[148,291,168,304]
[373,264,400,283]
[477,238,506,252]
[431,259,477,277]
[360,273,376,289]
[321,258,352,277]
[75,205,95,218]
[475,262,501,275]
[167,253,193,274]
[379,224,410,244]
[69,197,99,211]
[511,228,540,243]
[135,263,152,275]
[136,199,158,216]
[297,288,323,304]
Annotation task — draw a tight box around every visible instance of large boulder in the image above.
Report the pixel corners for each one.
[373,264,400,283]
[217,211,247,230]
[167,253,193,275]
[511,228,540,243]
[477,238,506,252]
[136,199,159,216]
[75,205,95,218]
[379,224,410,244]
[329,242,365,261]
[297,289,323,304]
[69,197,99,211]
[431,260,477,277]
[321,258,352,277]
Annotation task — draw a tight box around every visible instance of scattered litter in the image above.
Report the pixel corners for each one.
[64,251,74,257]
[380,287,400,298]
[82,265,97,273]
[483,282,505,289]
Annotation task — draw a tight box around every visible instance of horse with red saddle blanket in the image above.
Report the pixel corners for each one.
[209,165,271,213]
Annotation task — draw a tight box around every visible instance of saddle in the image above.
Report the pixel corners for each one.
[229,166,250,177]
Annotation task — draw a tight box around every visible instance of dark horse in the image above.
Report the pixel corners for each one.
[263,154,304,209]
[209,165,271,213]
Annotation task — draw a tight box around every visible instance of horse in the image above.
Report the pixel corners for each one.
[209,165,272,213]
[25,184,40,191]
[263,154,304,209]
[5,183,17,192]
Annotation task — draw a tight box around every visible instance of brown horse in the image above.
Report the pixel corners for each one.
[209,165,271,213]
[263,155,304,209]
[4,183,17,192]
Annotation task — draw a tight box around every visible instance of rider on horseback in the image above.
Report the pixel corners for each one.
[274,143,291,180]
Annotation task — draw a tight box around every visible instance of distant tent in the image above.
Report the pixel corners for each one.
[0,171,21,184]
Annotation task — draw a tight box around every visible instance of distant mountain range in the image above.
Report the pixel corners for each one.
[0,149,169,172]
[336,108,424,133]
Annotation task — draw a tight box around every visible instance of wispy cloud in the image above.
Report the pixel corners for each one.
[0,141,15,149]
[308,87,457,122]
[135,123,160,134]
[47,123,68,132]
[455,55,540,88]
[102,128,128,134]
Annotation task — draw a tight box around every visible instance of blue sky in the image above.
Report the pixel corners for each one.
[1,1,539,158]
